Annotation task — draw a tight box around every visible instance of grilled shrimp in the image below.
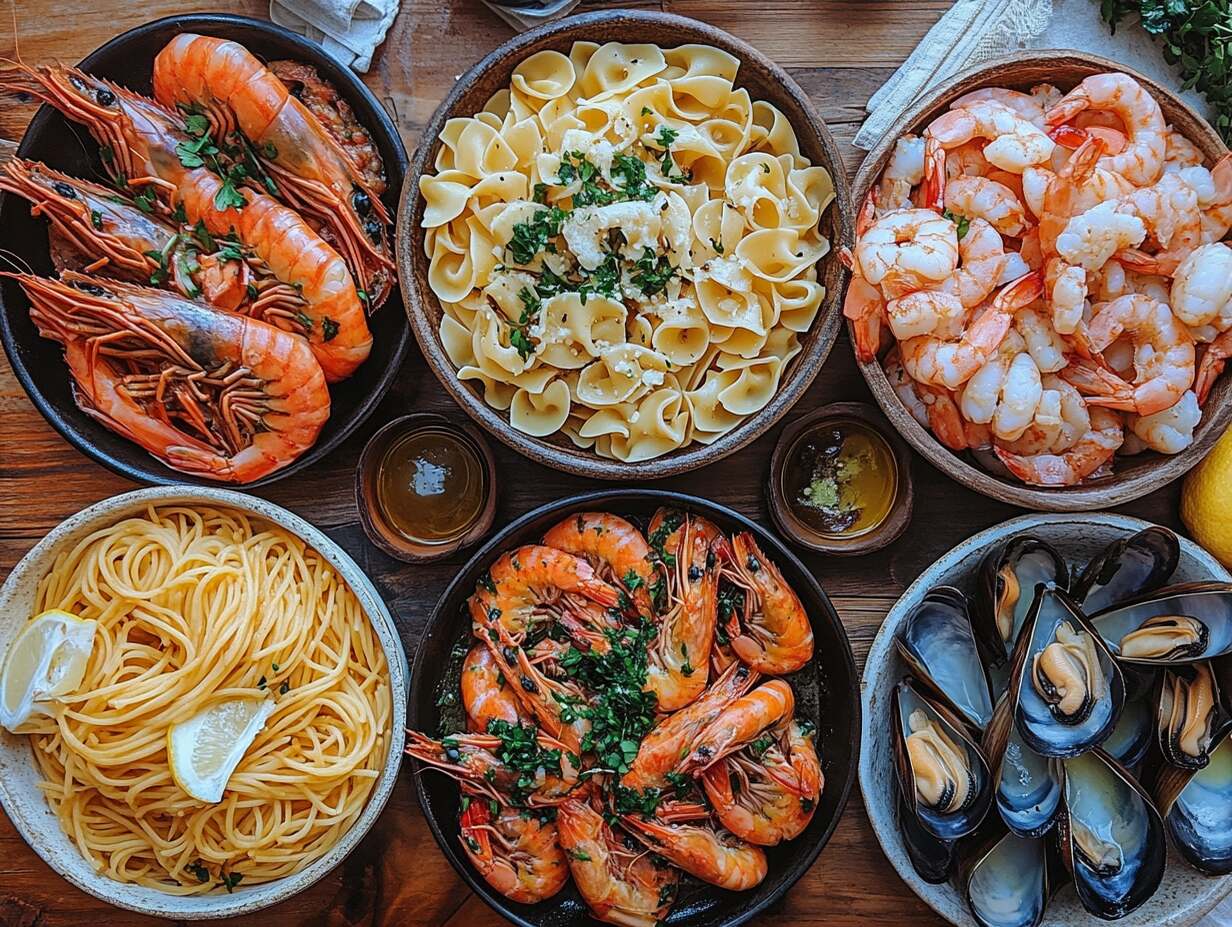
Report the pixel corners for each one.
[461,643,522,731]
[995,407,1124,486]
[1066,294,1195,415]
[0,63,372,380]
[621,815,768,891]
[900,271,1044,390]
[152,34,394,307]
[542,512,658,618]
[717,533,813,674]
[701,718,822,846]
[926,99,1055,173]
[679,680,795,775]
[460,796,569,904]
[9,271,329,483]
[644,508,723,711]
[557,799,677,927]
[622,662,758,791]
[1046,73,1167,186]
[406,729,580,806]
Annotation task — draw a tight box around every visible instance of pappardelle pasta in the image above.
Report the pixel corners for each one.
[419,41,835,462]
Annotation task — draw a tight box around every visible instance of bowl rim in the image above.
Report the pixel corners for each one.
[406,487,861,927]
[397,8,854,480]
[0,12,411,490]
[847,48,1232,512]
[856,511,1232,927]
[0,485,409,919]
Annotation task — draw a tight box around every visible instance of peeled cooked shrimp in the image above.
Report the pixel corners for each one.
[944,175,1029,236]
[901,271,1044,389]
[854,208,959,298]
[1015,305,1069,372]
[885,347,932,429]
[952,87,1046,125]
[1128,390,1201,453]
[995,407,1124,486]
[1046,73,1167,186]
[1195,329,1232,405]
[1116,173,1205,274]
[1170,242,1232,339]
[959,330,1045,441]
[927,99,1055,173]
[877,135,925,213]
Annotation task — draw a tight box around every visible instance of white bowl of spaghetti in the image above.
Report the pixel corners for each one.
[0,486,407,918]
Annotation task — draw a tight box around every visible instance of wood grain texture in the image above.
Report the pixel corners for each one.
[0,2,1193,926]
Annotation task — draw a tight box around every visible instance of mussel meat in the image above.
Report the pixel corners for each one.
[892,679,992,841]
[1093,582,1232,665]
[896,589,994,731]
[1156,727,1232,876]
[1158,663,1225,769]
[1012,586,1124,758]
[963,830,1051,927]
[1072,527,1179,614]
[977,538,1068,682]
[1059,750,1166,920]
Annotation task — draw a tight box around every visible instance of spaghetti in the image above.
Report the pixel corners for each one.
[23,504,391,893]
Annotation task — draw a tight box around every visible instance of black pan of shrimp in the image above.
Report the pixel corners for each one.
[0,13,409,487]
[407,489,860,927]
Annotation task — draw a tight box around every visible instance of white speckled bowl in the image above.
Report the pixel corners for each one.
[0,487,408,919]
[859,513,1232,927]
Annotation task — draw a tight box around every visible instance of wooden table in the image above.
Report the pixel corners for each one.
[0,1,1192,924]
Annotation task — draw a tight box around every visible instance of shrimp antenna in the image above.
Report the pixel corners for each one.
[0,248,35,275]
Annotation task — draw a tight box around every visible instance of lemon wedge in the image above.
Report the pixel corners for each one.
[0,609,96,732]
[168,697,275,803]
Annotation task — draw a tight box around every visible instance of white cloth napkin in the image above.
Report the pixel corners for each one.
[269,0,398,72]
[480,0,581,32]
[854,0,1217,150]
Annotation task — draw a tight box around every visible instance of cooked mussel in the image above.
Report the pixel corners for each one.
[962,829,1052,927]
[1093,582,1232,665]
[896,778,957,884]
[892,678,992,841]
[1072,527,1179,614]
[1012,586,1125,758]
[1157,663,1226,769]
[896,588,994,731]
[983,696,1063,839]
[1155,726,1232,876]
[977,537,1068,662]
[1058,750,1166,920]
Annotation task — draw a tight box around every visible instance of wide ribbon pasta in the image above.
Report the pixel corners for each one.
[420,40,834,462]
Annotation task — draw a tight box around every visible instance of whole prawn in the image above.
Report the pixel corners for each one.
[1045,72,1167,186]
[459,796,569,904]
[621,812,768,892]
[153,34,395,308]
[8,271,329,483]
[406,729,580,806]
[717,533,813,675]
[461,643,522,732]
[541,512,658,618]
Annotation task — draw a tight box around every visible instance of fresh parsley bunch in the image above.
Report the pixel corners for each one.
[1100,0,1232,143]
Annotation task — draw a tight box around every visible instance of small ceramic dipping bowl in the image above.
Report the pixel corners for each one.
[768,402,913,556]
[356,414,497,562]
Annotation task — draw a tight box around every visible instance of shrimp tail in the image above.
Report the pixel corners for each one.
[921,135,946,212]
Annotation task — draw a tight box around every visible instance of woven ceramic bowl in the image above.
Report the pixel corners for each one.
[850,50,1232,512]
[0,486,408,918]
[399,9,852,480]
[859,513,1232,927]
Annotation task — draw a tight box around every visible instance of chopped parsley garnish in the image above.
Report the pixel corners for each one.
[614,784,662,817]
[509,286,542,360]
[566,848,592,862]
[942,209,970,240]
[214,172,248,211]
[655,126,679,148]
[485,719,563,803]
[631,247,675,297]
[218,872,244,893]
[90,209,103,231]
[710,237,724,254]
[132,188,157,214]
[610,153,657,201]
[185,861,210,884]
[532,182,549,204]
[577,252,622,304]
[322,317,340,342]
[183,112,210,138]
[622,569,644,593]
[664,770,693,799]
[507,206,566,265]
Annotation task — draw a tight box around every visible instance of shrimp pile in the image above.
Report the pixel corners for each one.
[408,509,822,925]
[847,73,1232,486]
[0,37,393,482]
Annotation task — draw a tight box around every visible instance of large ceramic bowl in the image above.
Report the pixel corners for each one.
[850,50,1232,512]
[858,513,1232,927]
[407,489,860,927]
[0,14,410,488]
[0,486,409,919]
[399,9,852,480]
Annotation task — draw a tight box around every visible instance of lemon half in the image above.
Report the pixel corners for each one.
[168,697,275,803]
[1182,428,1232,569]
[0,609,96,732]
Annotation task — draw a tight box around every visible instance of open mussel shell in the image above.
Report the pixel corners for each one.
[1058,749,1166,920]
[1157,662,1227,770]
[892,678,992,841]
[1072,527,1180,615]
[961,828,1053,927]
[983,695,1063,839]
[1093,582,1232,665]
[896,778,957,884]
[1102,690,1155,771]
[976,537,1069,687]
[896,587,994,731]
[1155,726,1232,876]
[1011,586,1125,759]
